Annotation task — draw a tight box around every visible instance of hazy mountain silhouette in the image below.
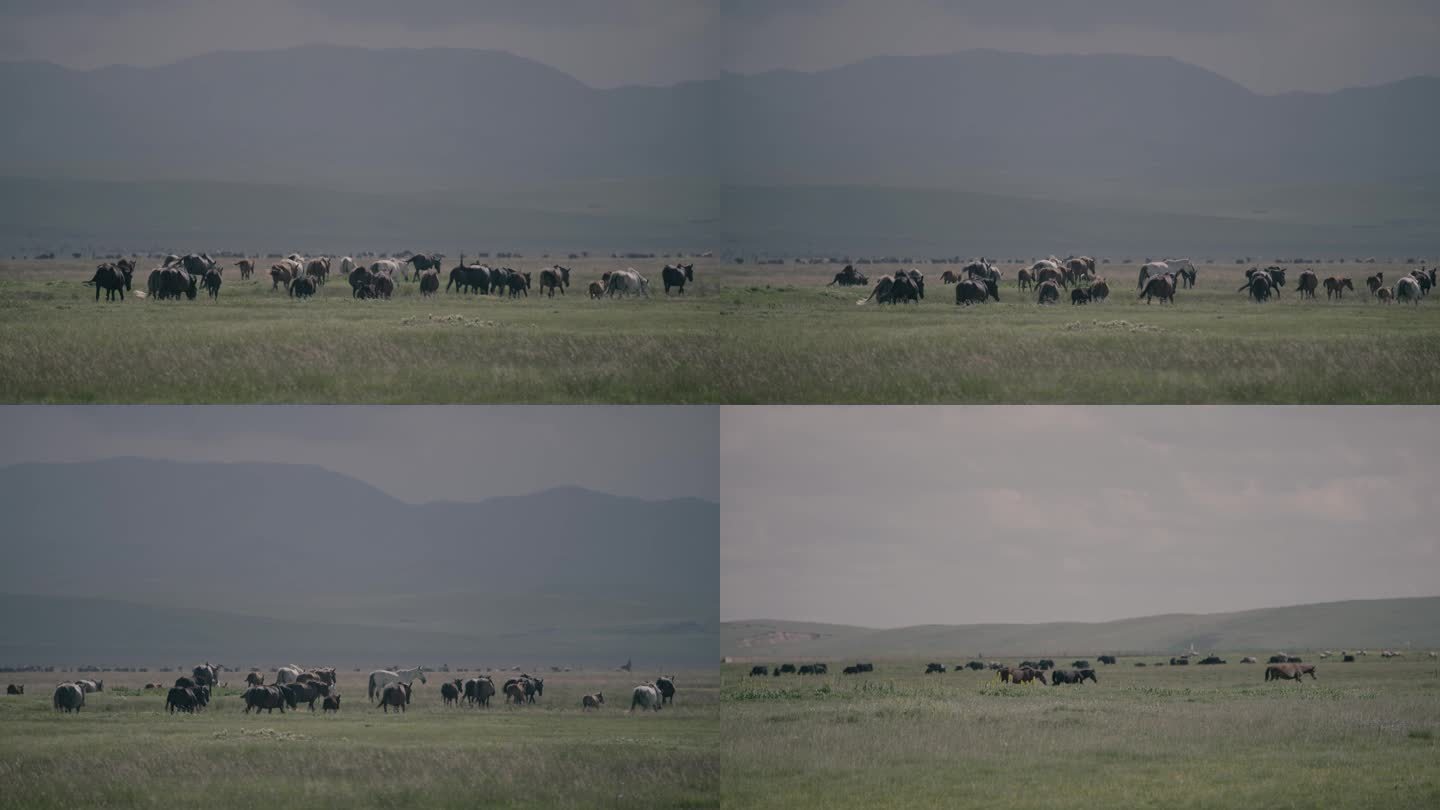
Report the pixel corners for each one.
[0,458,717,664]
[722,597,1440,659]
[3,46,1435,189]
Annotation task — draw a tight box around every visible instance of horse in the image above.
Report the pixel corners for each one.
[539,265,571,297]
[582,693,604,711]
[369,666,427,701]
[441,680,462,707]
[1138,260,1194,290]
[661,263,694,294]
[605,268,650,298]
[1324,276,1354,300]
[377,682,410,712]
[630,683,662,712]
[1265,663,1317,682]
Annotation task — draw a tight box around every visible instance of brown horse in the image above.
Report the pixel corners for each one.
[1017,268,1035,290]
[940,270,960,284]
[1324,276,1353,300]
[582,693,604,711]
[244,672,264,687]
[1296,270,1319,299]
[1265,663,1317,682]
[504,681,528,705]
[1366,272,1384,297]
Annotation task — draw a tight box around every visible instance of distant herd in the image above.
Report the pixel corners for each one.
[832,255,1436,307]
[13,661,679,715]
[79,252,696,302]
[746,649,1435,685]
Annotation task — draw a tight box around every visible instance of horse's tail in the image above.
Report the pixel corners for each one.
[367,673,376,701]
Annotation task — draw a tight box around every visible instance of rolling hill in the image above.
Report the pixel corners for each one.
[722,597,1440,660]
[0,458,718,666]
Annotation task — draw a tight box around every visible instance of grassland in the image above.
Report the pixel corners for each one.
[1,258,1437,402]
[721,655,1440,810]
[0,667,717,809]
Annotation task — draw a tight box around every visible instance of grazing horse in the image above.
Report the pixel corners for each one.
[588,281,605,299]
[84,263,132,301]
[1377,287,1394,304]
[403,253,444,281]
[234,259,255,280]
[377,682,410,712]
[464,677,496,707]
[605,268,650,298]
[1135,274,1174,304]
[1138,260,1194,290]
[53,683,86,713]
[243,685,288,714]
[539,265,571,297]
[440,680,462,707]
[503,680,528,705]
[1037,280,1061,304]
[661,263,694,294]
[955,278,999,305]
[1017,268,1035,290]
[1265,664,1317,682]
[368,667,427,701]
[827,265,868,287]
[630,683,662,712]
[322,694,341,713]
[418,269,440,297]
[1366,272,1385,298]
[1296,270,1319,299]
[656,676,675,705]
[582,693,604,711]
[1396,276,1422,305]
[1324,276,1354,300]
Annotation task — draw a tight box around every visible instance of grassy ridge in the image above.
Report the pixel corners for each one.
[2,259,1437,402]
[721,657,1440,809]
[0,667,718,809]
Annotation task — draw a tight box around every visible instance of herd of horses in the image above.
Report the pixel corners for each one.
[831,255,1437,307]
[79,252,697,302]
[744,649,1435,687]
[25,661,679,714]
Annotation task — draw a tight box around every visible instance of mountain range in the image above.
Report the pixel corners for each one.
[0,458,718,666]
[2,46,1436,254]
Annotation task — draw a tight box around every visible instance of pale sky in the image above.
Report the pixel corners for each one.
[2,1,1437,93]
[0,406,718,503]
[721,406,1440,627]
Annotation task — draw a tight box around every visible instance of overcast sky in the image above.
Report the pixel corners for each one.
[0,406,718,504]
[2,1,1436,93]
[722,406,1440,627]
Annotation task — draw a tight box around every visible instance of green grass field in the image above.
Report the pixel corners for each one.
[2,258,1437,402]
[721,655,1440,809]
[0,667,717,809]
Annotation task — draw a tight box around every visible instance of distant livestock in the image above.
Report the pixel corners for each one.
[605,268,650,298]
[322,694,341,712]
[465,676,496,707]
[243,685,290,714]
[1140,274,1176,304]
[1324,276,1354,300]
[582,693,605,711]
[955,278,999,305]
[6,684,23,695]
[750,665,770,677]
[441,680,462,707]
[369,667,427,701]
[827,265,868,287]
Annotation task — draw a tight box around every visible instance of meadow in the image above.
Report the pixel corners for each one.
[2,257,1437,402]
[0,666,718,810]
[721,655,1440,809]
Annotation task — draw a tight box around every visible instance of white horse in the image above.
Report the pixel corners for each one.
[629,683,661,712]
[1138,259,1194,289]
[275,665,303,685]
[1396,276,1422,305]
[369,666,427,701]
[370,259,402,278]
[339,256,356,277]
[605,268,650,298]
